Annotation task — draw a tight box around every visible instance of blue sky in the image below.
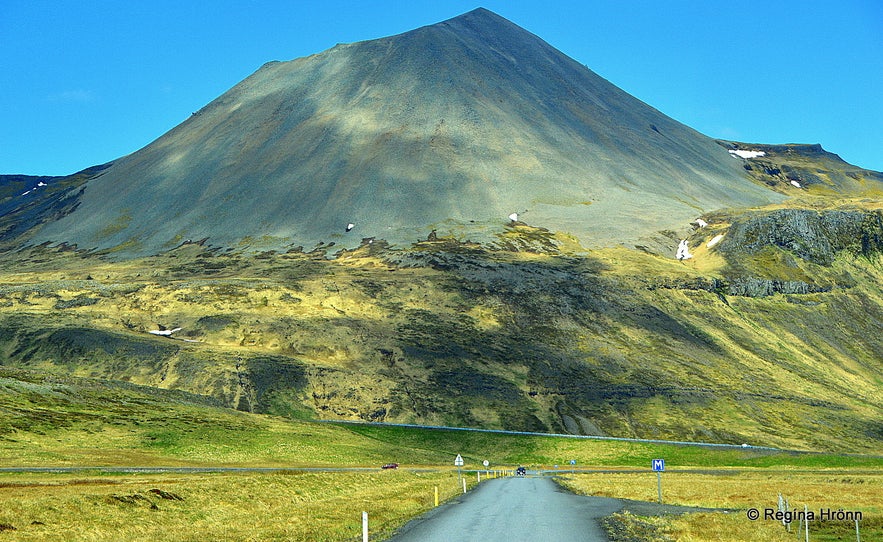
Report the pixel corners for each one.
[2,0,881,176]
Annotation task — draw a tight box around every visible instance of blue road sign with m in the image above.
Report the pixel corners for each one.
[652,459,665,472]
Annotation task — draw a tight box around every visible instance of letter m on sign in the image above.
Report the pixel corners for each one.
[652,459,665,472]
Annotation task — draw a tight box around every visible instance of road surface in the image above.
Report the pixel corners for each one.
[385,476,622,542]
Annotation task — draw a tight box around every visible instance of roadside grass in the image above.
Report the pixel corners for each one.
[1,467,879,542]
[0,469,474,541]
[559,470,883,542]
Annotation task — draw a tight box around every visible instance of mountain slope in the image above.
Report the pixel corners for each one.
[1,221,881,453]
[31,8,781,257]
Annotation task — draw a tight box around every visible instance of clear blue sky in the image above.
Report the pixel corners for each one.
[2,0,881,176]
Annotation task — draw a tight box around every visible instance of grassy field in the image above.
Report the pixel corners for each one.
[0,367,453,468]
[0,469,476,541]
[559,470,882,541]
[2,467,880,542]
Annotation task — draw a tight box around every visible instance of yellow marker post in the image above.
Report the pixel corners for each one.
[434,486,439,507]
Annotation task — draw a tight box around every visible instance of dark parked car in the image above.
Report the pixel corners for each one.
[515,466,526,476]
[382,463,399,469]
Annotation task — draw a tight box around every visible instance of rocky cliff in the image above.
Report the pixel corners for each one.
[719,209,883,265]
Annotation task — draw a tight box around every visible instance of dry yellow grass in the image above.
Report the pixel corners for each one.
[0,469,477,541]
[559,469,882,542]
[560,469,883,509]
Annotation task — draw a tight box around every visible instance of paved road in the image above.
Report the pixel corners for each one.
[385,476,622,542]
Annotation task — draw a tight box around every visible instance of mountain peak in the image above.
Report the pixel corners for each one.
[31,8,782,257]
[430,6,542,46]
[452,6,496,17]
[414,6,498,25]
[447,6,508,23]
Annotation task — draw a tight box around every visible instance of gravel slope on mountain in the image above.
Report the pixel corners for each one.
[33,8,780,257]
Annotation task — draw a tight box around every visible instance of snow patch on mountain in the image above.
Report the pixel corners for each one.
[729,149,766,159]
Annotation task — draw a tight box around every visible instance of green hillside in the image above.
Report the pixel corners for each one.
[3,365,880,469]
[1,195,880,453]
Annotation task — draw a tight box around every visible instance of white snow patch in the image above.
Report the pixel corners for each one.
[694,218,708,228]
[790,180,802,188]
[149,327,182,336]
[676,239,693,260]
[706,234,725,249]
[21,182,48,196]
[729,149,766,159]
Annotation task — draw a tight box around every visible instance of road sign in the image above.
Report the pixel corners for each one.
[569,460,576,465]
[455,454,464,484]
[483,460,489,467]
[652,459,665,504]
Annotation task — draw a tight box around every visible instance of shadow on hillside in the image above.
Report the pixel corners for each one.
[377,248,745,434]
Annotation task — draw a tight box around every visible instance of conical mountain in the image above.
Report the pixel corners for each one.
[36,8,782,255]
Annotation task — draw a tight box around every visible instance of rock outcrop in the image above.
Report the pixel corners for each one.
[719,209,883,265]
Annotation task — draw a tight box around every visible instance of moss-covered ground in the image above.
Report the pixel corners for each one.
[0,217,881,453]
